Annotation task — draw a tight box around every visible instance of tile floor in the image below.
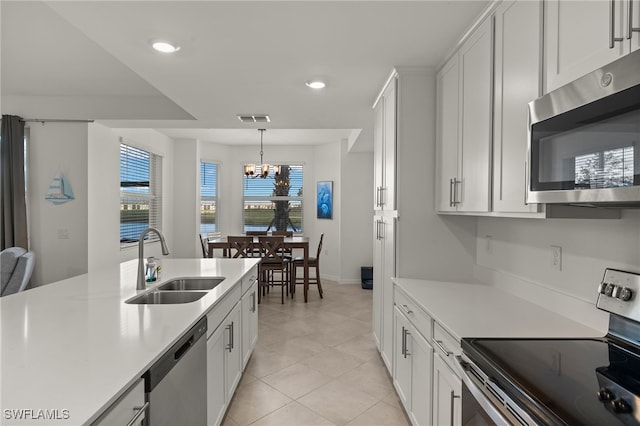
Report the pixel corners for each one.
[222,280,410,426]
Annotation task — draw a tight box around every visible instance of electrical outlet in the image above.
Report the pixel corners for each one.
[485,235,493,254]
[551,245,562,271]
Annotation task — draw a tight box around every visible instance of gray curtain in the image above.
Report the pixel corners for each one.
[1,115,28,250]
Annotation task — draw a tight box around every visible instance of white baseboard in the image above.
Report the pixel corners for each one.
[473,265,609,334]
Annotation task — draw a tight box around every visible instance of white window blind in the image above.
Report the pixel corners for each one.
[120,144,163,246]
[200,162,218,233]
[575,145,634,189]
[242,164,303,232]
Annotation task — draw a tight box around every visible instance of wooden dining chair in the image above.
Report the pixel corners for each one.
[199,233,209,258]
[291,233,324,300]
[257,236,290,303]
[246,231,268,236]
[227,236,255,258]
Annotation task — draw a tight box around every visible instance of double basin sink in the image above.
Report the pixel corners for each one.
[126,277,225,305]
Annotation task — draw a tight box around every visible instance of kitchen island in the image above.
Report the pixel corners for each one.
[0,258,260,425]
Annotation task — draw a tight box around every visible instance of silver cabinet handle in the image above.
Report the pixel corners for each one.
[401,304,413,315]
[251,291,256,313]
[629,0,640,39]
[226,323,233,352]
[379,187,386,207]
[401,326,406,357]
[403,327,410,358]
[449,179,455,207]
[450,391,460,426]
[126,402,149,426]
[230,321,235,350]
[433,338,453,357]
[610,0,624,47]
[453,178,460,205]
[377,220,385,240]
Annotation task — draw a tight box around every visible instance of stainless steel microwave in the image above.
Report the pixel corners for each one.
[527,49,640,207]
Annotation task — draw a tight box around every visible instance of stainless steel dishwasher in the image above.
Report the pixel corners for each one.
[144,317,207,425]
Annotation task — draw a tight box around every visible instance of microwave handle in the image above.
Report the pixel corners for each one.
[524,160,528,206]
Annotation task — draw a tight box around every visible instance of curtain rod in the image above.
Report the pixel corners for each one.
[20,118,94,124]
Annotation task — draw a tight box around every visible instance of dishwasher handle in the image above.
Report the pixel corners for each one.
[174,336,194,361]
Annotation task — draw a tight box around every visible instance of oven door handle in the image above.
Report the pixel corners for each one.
[455,356,513,426]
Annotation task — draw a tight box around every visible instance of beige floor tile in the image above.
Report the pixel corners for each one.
[250,401,336,426]
[298,380,379,426]
[263,335,330,361]
[300,346,365,378]
[382,391,402,409]
[226,380,292,426]
[345,401,409,426]
[334,333,379,362]
[333,360,395,400]
[262,363,334,399]
[244,350,299,379]
[221,414,240,426]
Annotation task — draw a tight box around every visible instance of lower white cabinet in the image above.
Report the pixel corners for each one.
[433,355,462,426]
[241,279,258,368]
[92,379,146,426]
[393,306,433,426]
[207,302,243,426]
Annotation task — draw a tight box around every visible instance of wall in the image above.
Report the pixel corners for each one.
[28,122,88,286]
[172,139,200,258]
[476,211,640,331]
[339,141,374,283]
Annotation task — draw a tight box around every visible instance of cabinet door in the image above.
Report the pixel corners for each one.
[380,216,396,372]
[93,379,145,426]
[382,79,397,211]
[436,56,460,212]
[545,0,629,93]
[372,218,383,349]
[393,308,412,409]
[226,303,243,402]
[493,0,542,213]
[433,355,462,426]
[410,328,433,426]
[207,323,227,426]
[459,17,493,213]
[241,280,258,368]
[373,101,385,210]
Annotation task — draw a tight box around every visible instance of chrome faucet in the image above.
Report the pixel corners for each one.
[137,227,170,290]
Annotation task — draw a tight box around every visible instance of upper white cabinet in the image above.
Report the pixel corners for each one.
[492,0,543,213]
[545,0,640,93]
[436,17,493,213]
[373,76,397,211]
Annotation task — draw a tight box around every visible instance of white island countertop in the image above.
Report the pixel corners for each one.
[0,258,260,426]
[392,278,603,341]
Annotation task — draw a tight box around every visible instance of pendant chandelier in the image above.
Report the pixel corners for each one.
[244,129,280,179]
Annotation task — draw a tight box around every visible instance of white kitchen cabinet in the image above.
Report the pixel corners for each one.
[433,355,462,426]
[373,74,397,211]
[92,379,146,426]
[207,300,243,426]
[545,0,640,93]
[241,279,258,368]
[373,214,396,371]
[492,0,543,214]
[436,16,493,213]
[393,305,433,426]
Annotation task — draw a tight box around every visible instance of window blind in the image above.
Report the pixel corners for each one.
[120,144,163,246]
[200,162,218,233]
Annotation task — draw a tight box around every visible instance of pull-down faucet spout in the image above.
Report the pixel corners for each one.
[137,227,170,290]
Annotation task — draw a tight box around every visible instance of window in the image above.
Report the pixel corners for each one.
[575,146,634,189]
[120,144,163,246]
[242,165,303,233]
[200,161,218,233]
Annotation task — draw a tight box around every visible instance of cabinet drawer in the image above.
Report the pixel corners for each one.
[206,284,241,339]
[241,266,258,295]
[433,322,461,374]
[394,286,432,341]
[92,379,145,426]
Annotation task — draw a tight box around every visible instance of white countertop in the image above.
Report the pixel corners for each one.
[0,258,260,426]
[392,278,602,341]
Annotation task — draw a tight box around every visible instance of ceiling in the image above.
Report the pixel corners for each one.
[1,1,488,151]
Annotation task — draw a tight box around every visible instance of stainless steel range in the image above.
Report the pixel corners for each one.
[457,268,640,425]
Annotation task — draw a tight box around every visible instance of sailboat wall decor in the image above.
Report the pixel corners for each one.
[45,171,74,205]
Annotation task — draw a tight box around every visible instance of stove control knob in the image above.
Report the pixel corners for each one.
[617,287,633,301]
[597,388,615,401]
[605,284,616,297]
[609,399,632,414]
[598,282,608,294]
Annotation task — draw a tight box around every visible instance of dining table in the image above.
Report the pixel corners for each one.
[208,236,312,302]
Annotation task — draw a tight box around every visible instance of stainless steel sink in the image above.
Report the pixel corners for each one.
[126,291,208,304]
[157,277,225,291]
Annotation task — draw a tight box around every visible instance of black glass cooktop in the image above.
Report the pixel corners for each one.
[462,337,640,426]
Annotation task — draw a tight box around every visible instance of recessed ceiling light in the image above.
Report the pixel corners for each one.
[306,80,326,89]
[152,41,181,53]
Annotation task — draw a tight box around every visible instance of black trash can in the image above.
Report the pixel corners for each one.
[361,266,373,290]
